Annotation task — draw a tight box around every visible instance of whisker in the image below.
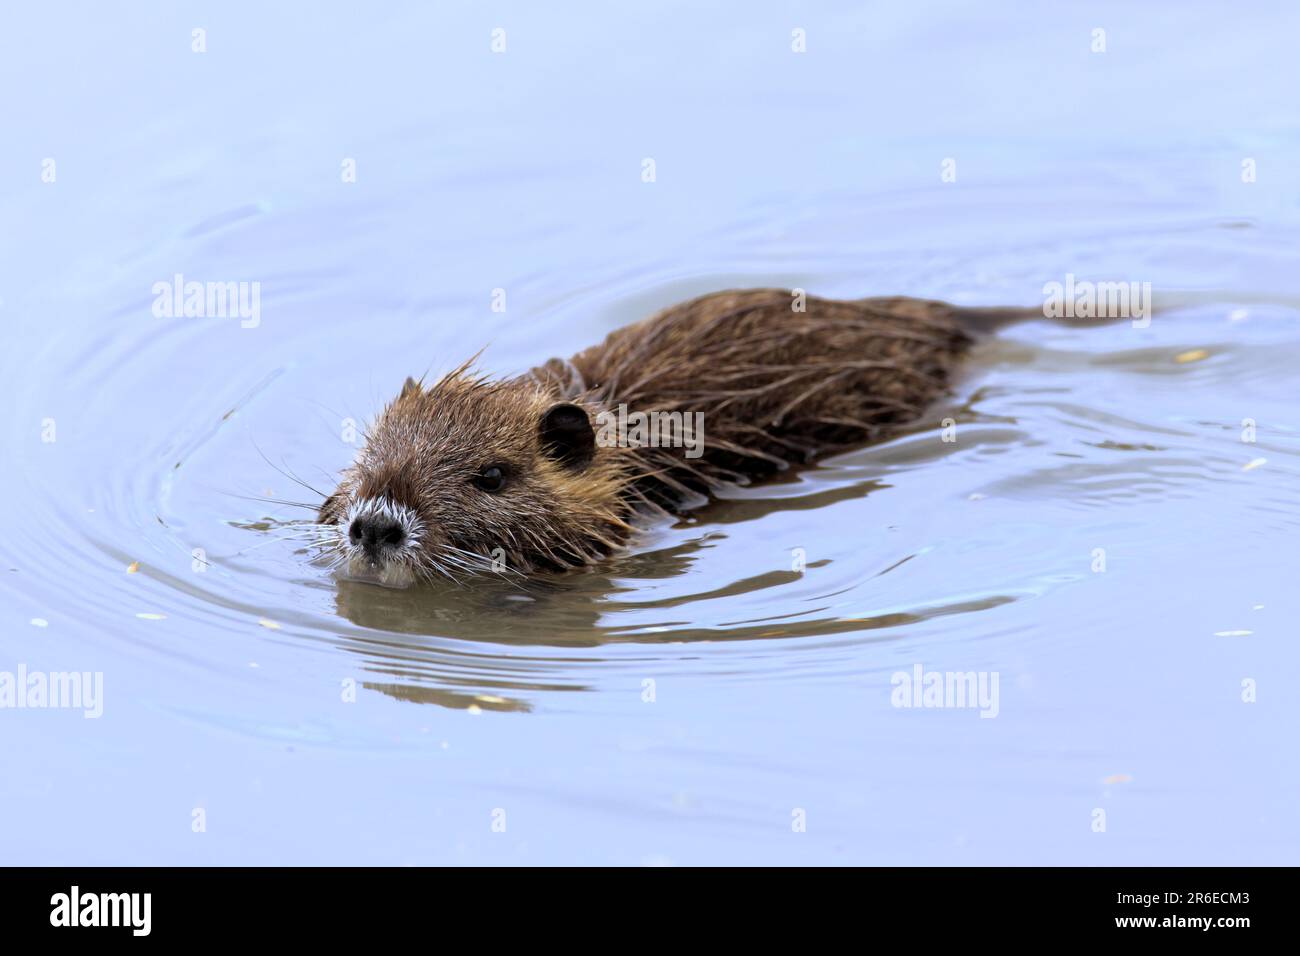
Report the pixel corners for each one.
[249,437,331,501]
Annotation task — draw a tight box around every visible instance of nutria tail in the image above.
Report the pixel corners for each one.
[857,296,1051,335]
[946,304,1048,334]
[934,286,1231,334]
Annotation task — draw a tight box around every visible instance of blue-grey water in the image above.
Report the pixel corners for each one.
[2,2,1298,864]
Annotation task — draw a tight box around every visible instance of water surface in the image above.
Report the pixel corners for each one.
[2,1,1298,864]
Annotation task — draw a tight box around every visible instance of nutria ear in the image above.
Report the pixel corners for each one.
[539,403,595,469]
[400,376,420,398]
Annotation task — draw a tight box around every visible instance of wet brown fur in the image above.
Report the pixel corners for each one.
[322,289,980,576]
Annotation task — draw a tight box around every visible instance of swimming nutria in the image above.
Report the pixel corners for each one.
[318,289,1026,585]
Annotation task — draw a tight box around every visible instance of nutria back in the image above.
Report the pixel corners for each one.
[531,288,972,508]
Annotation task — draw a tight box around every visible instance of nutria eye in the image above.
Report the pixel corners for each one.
[472,465,507,493]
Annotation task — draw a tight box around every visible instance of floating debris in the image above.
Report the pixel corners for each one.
[258,618,281,630]
[1214,629,1252,637]
[136,613,166,621]
[475,694,507,705]
[1174,349,1209,364]
[1242,458,1266,472]
[126,561,140,574]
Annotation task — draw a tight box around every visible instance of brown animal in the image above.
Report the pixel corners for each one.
[318,289,1020,584]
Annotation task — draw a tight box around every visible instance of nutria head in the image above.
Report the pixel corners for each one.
[318,371,634,585]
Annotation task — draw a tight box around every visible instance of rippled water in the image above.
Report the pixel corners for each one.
[3,2,1299,864]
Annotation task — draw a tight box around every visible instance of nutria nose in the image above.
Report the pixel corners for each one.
[348,515,406,559]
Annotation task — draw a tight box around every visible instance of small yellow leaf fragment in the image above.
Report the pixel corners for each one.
[1175,349,1209,364]
[1242,458,1266,472]
[1102,774,1132,785]
[258,618,281,630]
[136,613,166,621]
[126,561,140,574]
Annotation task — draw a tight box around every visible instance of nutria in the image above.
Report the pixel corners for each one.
[318,289,1030,585]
